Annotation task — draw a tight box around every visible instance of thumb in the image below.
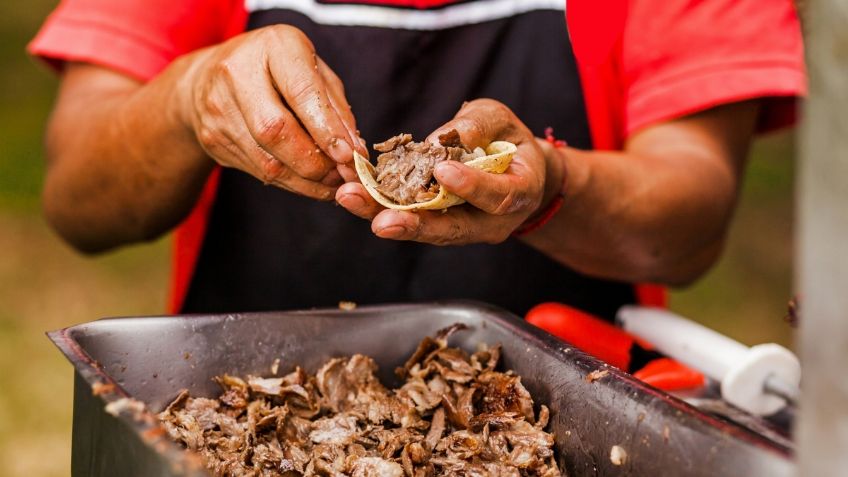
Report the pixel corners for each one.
[425,99,512,150]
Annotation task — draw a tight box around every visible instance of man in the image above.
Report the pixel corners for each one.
[30,0,804,319]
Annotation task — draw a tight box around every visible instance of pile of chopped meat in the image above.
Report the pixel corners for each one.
[374,130,486,205]
[158,324,561,476]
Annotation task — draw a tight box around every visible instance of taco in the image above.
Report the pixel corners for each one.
[353,129,516,211]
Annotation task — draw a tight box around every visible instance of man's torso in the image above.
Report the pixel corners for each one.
[182,0,636,318]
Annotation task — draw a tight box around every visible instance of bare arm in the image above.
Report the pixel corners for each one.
[524,101,759,286]
[44,62,209,253]
[43,26,364,253]
[338,99,759,286]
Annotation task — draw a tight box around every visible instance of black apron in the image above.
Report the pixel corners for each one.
[182,1,635,320]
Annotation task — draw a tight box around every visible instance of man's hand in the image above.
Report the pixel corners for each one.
[337,99,565,245]
[338,97,760,287]
[43,25,366,253]
[179,25,365,200]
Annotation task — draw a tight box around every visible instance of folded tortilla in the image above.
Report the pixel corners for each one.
[353,141,517,211]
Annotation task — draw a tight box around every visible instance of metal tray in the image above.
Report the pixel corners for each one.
[48,301,794,476]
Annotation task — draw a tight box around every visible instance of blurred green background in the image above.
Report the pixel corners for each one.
[0,1,797,476]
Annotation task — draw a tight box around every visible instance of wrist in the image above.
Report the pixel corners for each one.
[139,50,218,176]
[542,146,567,208]
[513,135,568,237]
[169,48,210,134]
[539,127,569,207]
[166,49,222,172]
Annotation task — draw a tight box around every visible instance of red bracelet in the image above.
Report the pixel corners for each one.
[544,126,568,148]
[512,127,568,237]
[512,193,565,237]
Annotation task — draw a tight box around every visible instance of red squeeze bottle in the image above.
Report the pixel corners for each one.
[526,302,704,391]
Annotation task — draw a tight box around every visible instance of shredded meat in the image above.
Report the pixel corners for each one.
[373,130,486,205]
[158,327,561,476]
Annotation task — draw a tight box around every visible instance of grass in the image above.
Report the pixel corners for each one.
[0,0,59,213]
[0,1,798,475]
[0,215,169,477]
[0,3,170,475]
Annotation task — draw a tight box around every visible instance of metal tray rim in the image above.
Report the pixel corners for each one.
[47,300,794,476]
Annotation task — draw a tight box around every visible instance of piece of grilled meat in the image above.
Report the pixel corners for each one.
[159,325,561,476]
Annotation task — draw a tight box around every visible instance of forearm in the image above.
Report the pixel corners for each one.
[523,149,733,284]
[44,57,212,253]
[522,102,759,285]
[45,26,364,254]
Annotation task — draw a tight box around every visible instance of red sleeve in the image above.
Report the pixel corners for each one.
[620,0,805,136]
[569,0,804,308]
[28,0,247,81]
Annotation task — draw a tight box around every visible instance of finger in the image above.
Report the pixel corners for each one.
[209,129,337,200]
[371,208,509,245]
[194,77,257,171]
[322,167,344,186]
[336,182,384,220]
[223,111,340,200]
[268,167,339,201]
[433,160,536,216]
[337,163,359,183]
[228,64,337,182]
[267,29,357,163]
[425,98,514,149]
[317,58,368,159]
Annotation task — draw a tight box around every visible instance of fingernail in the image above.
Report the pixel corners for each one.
[329,138,354,163]
[435,162,462,187]
[375,225,408,238]
[337,193,366,210]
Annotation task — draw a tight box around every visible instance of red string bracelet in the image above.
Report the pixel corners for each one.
[512,127,568,237]
[544,126,568,148]
[512,194,564,236]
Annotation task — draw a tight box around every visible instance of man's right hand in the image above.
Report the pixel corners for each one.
[42,25,365,253]
[178,25,364,200]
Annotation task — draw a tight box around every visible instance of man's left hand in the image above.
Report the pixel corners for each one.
[337,99,565,245]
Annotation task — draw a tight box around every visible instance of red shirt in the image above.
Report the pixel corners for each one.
[29,0,806,312]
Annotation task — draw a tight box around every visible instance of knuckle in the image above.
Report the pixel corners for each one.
[287,74,318,104]
[197,126,224,150]
[266,24,296,39]
[262,157,291,184]
[285,25,309,43]
[272,25,315,52]
[254,115,289,147]
[492,180,537,216]
[260,160,278,184]
[201,89,227,117]
[214,58,237,80]
[452,117,484,140]
[197,126,242,165]
[301,159,332,181]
